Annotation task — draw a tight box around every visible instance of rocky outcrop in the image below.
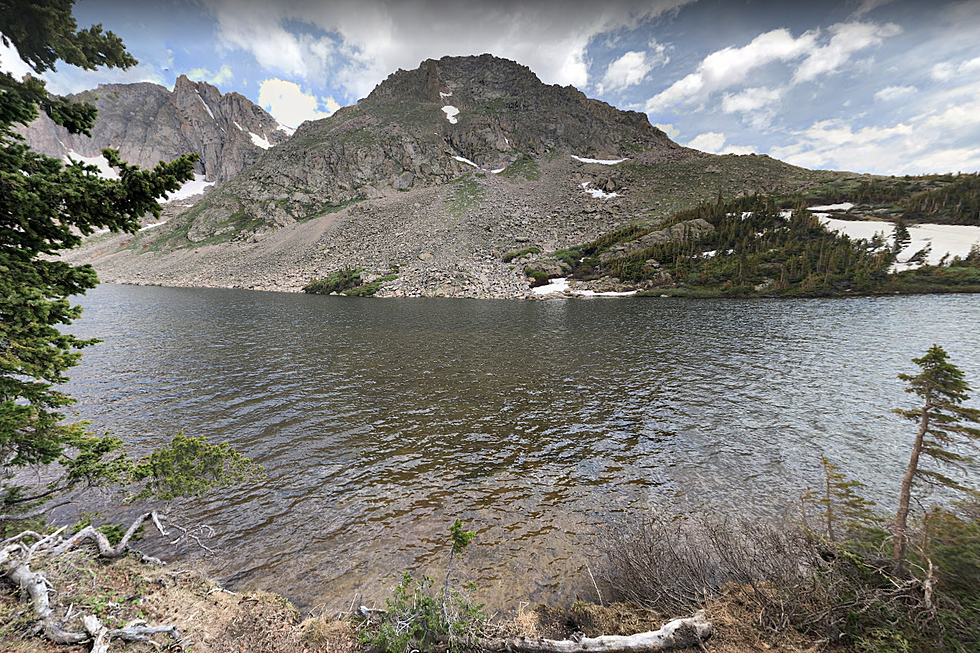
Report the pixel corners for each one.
[599,219,715,263]
[179,54,697,242]
[525,258,572,279]
[19,76,289,183]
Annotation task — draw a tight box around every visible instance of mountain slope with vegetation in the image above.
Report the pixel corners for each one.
[51,54,980,298]
[534,195,980,298]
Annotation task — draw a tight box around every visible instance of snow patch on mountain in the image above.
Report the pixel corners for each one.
[64,151,119,179]
[816,216,980,270]
[164,174,215,203]
[197,93,215,120]
[250,132,272,149]
[581,181,618,199]
[572,155,627,165]
[442,106,459,124]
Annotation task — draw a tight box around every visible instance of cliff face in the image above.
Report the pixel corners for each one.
[19,75,290,183]
[60,54,830,298]
[179,54,694,241]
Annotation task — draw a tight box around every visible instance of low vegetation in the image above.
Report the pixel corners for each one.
[359,520,485,653]
[794,173,980,225]
[446,175,486,217]
[501,246,540,262]
[551,194,980,297]
[600,345,980,653]
[499,153,541,181]
[302,268,398,296]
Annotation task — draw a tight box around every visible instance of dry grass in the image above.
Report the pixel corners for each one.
[0,550,358,653]
[490,598,842,653]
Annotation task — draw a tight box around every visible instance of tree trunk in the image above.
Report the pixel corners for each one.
[484,611,711,653]
[893,398,931,569]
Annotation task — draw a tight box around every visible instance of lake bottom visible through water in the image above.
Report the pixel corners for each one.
[61,286,980,612]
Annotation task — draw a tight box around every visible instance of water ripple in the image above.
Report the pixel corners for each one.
[62,286,980,612]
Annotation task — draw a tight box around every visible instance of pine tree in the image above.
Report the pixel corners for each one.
[892,217,911,256]
[892,345,980,568]
[803,455,879,541]
[1,0,199,512]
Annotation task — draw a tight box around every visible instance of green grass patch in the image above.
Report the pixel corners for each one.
[446,175,485,217]
[552,248,581,268]
[501,247,540,263]
[342,274,398,296]
[525,268,548,287]
[499,153,541,182]
[304,269,398,296]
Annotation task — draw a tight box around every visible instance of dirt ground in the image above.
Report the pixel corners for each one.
[1,550,840,653]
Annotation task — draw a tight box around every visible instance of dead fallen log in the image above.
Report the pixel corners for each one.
[485,610,711,653]
[2,511,182,649]
[48,511,166,558]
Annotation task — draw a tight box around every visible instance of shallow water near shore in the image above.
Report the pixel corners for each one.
[61,285,980,613]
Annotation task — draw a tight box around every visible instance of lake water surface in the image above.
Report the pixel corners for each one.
[62,285,980,612]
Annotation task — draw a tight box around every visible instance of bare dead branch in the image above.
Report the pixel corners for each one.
[485,611,711,653]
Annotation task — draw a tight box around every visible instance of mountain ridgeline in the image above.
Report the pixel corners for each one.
[178,54,691,242]
[52,54,980,298]
[20,75,290,183]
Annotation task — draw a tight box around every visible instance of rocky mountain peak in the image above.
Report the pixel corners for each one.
[19,76,289,184]
[174,53,693,242]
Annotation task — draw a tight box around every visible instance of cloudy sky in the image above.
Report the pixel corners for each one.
[3,0,980,175]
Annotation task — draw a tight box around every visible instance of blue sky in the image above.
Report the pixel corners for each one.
[3,0,979,175]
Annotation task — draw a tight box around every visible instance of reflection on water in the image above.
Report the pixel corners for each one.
[63,286,980,612]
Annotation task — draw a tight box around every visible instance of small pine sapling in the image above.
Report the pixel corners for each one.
[803,455,879,541]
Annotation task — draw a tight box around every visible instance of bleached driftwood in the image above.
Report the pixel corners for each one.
[48,510,167,558]
[1,511,182,648]
[487,610,711,653]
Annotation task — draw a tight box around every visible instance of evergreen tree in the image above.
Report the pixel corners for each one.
[803,455,879,541]
[892,345,980,568]
[0,0,199,512]
[892,217,911,256]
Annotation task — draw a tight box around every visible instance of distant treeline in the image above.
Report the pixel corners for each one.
[555,195,980,298]
[813,173,980,226]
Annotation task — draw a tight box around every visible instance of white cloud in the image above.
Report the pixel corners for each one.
[598,51,657,94]
[721,87,782,114]
[850,0,898,18]
[792,21,901,84]
[646,28,818,112]
[688,131,756,155]
[654,123,680,139]
[931,56,980,81]
[42,62,169,95]
[203,0,695,100]
[874,85,916,102]
[647,21,901,114]
[768,83,980,175]
[186,64,235,86]
[722,144,757,155]
[688,132,726,152]
[258,78,339,127]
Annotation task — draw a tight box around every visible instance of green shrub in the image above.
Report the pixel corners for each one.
[360,521,485,653]
[502,247,540,263]
[302,268,363,294]
[525,269,549,287]
[553,248,581,268]
[343,274,397,297]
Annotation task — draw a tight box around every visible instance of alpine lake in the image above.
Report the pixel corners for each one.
[60,284,980,613]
